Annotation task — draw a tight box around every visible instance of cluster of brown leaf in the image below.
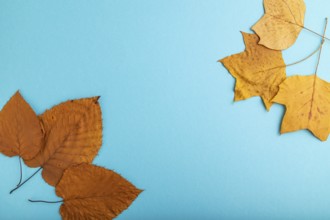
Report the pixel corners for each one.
[220,0,330,141]
[0,91,142,219]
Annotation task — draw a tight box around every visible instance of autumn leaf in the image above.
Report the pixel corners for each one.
[273,75,330,141]
[252,0,306,50]
[56,163,142,220]
[0,91,43,162]
[220,32,286,110]
[25,97,102,186]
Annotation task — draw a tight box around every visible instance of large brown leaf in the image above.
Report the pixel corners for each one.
[25,97,102,186]
[56,163,142,220]
[0,91,43,161]
[220,32,286,110]
[252,0,306,50]
[273,75,330,141]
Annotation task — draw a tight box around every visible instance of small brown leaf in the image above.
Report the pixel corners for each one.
[0,91,43,162]
[220,32,286,110]
[25,97,102,186]
[252,0,306,50]
[56,163,142,220]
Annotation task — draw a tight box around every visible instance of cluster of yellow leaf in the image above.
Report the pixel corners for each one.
[220,0,330,141]
[0,91,142,219]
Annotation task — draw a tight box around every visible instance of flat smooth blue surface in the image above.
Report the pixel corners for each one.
[1,0,330,219]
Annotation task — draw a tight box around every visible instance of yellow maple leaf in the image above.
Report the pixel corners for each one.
[252,0,306,50]
[220,32,286,110]
[273,75,330,141]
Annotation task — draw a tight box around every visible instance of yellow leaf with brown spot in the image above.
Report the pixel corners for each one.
[56,163,142,220]
[220,32,286,110]
[273,75,330,141]
[252,0,306,50]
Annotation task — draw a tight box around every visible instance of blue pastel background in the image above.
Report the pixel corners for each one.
[1,0,330,219]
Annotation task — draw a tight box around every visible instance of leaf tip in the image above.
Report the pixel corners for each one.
[94,96,101,104]
[12,90,23,99]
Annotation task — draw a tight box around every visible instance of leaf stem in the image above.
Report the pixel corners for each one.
[253,41,323,75]
[28,199,63,204]
[268,14,330,41]
[17,157,22,186]
[10,167,42,194]
[315,18,328,75]
[255,19,328,74]
[302,26,330,41]
[286,44,322,68]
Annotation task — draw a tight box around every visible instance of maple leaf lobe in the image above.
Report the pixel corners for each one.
[273,75,330,141]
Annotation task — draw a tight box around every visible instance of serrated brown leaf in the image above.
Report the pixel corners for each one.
[273,75,330,141]
[220,32,286,110]
[0,91,43,162]
[25,97,102,186]
[252,0,306,50]
[56,163,142,220]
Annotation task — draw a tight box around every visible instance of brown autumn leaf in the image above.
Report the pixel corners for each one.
[252,0,306,50]
[56,163,142,220]
[220,32,286,110]
[25,97,102,186]
[0,91,43,162]
[273,75,330,141]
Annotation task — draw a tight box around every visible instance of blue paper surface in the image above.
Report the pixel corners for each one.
[1,0,330,219]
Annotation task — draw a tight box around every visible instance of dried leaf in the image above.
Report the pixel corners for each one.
[220,32,286,110]
[56,163,142,220]
[0,91,43,161]
[273,75,330,141]
[25,97,102,186]
[252,0,306,50]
